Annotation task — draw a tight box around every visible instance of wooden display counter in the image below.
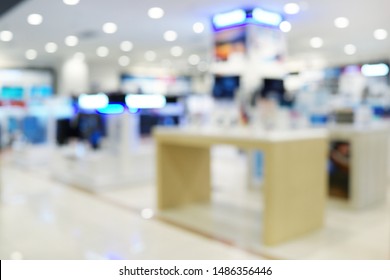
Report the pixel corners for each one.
[328,124,389,208]
[153,127,328,246]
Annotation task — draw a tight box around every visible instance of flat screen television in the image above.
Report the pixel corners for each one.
[1,86,24,100]
[77,113,106,149]
[107,92,126,104]
[31,86,53,98]
[261,78,285,99]
[212,76,240,100]
[251,78,292,107]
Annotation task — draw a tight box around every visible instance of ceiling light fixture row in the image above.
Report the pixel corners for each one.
[188,54,200,65]
[309,36,356,56]
[147,6,204,36]
[118,56,130,66]
[280,21,292,33]
[277,3,300,32]
[310,26,388,55]
[18,2,388,64]
[164,30,178,42]
[148,7,164,19]
[120,41,133,52]
[102,22,118,34]
[0,30,13,42]
[310,37,323,48]
[344,44,357,55]
[45,42,58,53]
[62,0,80,6]
[65,35,79,47]
[27,13,43,25]
[63,0,80,5]
[334,17,349,28]
[96,46,109,57]
[374,29,388,40]
[283,3,300,15]
[193,22,205,34]
[25,49,38,60]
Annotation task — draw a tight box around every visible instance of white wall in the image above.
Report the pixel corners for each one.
[89,62,120,93]
[191,74,212,95]
[58,57,89,95]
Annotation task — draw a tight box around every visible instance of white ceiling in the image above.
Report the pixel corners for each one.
[0,0,389,70]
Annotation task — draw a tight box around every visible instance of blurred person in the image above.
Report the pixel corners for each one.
[329,141,350,198]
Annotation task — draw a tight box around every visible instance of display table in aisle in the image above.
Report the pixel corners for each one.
[52,113,155,191]
[153,127,328,246]
[328,124,389,208]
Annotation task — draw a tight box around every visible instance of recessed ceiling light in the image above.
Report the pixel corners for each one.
[96,46,109,57]
[284,3,300,15]
[45,42,58,53]
[63,0,80,5]
[148,7,164,19]
[310,37,323,48]
[27,14,43,25]
[118,56,130,67]
[25,49,37,60]
[188,54,200,65]
[141,208,154,219]
[164,30,178,42]
[144,51,156,61]
[65,35,79,46]
[344,44,357,55]
[193,22,205,33]
[334,17,349,28]
[102,22,117,34]
[374,29,388,40]
[120,41,133,52]
[0,30,13,42]
[170,46,183,57]
[279,21,292,33]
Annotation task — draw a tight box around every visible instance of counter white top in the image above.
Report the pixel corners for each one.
[328,123,390,134]
[154,126,328,143]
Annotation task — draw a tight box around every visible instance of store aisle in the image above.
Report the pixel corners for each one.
[0,164,261,260]
[1,146,389,260]
[97,147,390,260]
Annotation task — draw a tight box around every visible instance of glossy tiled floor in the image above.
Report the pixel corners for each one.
[0,161,260,260]
[0,146,389,259]
[99,147,390,259]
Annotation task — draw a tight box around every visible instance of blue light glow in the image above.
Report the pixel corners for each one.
[78,93,108,109]
[212,9,247,29]
[361,63,389,77]
[97,104,125,115]
[252,8,283,27]
[212,8,283,30]
[129,107,139,114]
[126,94,166,109]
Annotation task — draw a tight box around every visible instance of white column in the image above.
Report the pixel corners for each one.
[58,57,90,95]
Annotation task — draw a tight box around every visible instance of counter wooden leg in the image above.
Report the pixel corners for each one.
[157,143,211,209]
[263,139,327,245]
